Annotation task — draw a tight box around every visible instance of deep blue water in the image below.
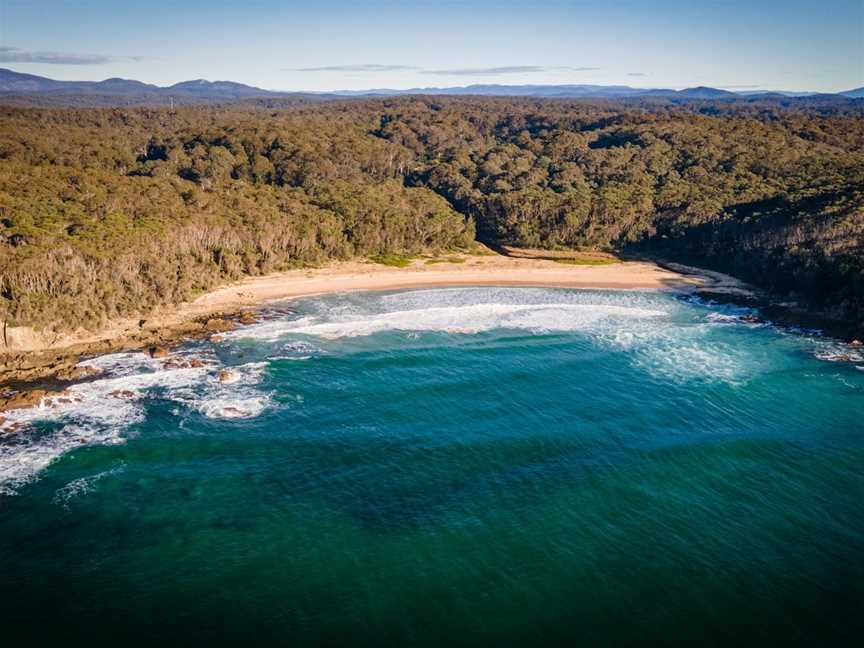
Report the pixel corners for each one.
[1,287,862,645]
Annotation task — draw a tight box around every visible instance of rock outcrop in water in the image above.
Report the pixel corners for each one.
[148,346,170,359]
[0,389,47,411]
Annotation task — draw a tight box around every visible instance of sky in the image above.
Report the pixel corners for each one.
[0,0,861,92]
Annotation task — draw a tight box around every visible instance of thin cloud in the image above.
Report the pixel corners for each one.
[288,64,599,76]
[422,65,600,76]
[420,66,545,76]
[289,64,418,72]
[0,46,111,65]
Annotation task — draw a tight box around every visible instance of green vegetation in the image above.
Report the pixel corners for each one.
[466,243,497,256]
[0,97,861,334]
[0,105,474,331]
[552,255,619,266]
[369,254,414,268]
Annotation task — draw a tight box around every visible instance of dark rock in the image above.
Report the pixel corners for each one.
[694,291,764,308]
[218,369,235,383]
[148,345,170,358]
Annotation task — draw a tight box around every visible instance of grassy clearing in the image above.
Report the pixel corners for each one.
[552,254,619,266]
[369,254,414,268]
[466,242,498,256]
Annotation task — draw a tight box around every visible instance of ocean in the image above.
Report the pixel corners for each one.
[1,287,862,645]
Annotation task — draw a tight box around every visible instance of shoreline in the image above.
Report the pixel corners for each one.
[0,251,748,391]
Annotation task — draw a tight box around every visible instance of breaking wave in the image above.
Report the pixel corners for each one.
[0,352,272,496]
[2,286,857,498]
[53,463,125,508]
[229,287,765,384]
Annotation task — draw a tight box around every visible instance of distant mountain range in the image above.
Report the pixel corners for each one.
[0,68,861,104]
[0,68,309,99]
[326,84,742,99]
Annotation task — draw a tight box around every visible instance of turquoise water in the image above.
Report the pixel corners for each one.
[1,287,862,645]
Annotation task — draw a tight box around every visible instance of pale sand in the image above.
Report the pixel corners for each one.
[0,252,749,356]
[194,258,696,311]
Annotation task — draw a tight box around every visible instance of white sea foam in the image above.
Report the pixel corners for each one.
[266,339,319,360]
[165,362,272,420]
[0,353,272,496]
[0,424,127,497]
[224,317,319,343]
[298,303,664,338]
[704,311,764,326]
[230,288,759,384]
[52,464,125,507]
[705,312,740,323]
[77,351,165,377]
[195,396,271,419]
[2,287,815,495]
[814,349,864,363]
[246,288,747,385]
[229,302,667,340]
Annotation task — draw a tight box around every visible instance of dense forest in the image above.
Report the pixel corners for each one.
[0,97,862,336]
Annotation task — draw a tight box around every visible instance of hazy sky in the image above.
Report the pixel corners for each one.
[1,0,861,92]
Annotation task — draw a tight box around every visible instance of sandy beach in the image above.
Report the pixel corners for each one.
[192,256,707,310]
[0,250,749,385]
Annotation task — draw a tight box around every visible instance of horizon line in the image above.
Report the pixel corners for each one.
[0,66,860,96]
